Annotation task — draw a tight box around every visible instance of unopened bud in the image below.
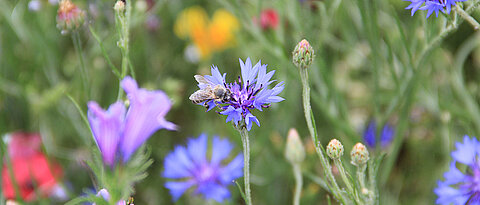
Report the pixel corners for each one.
[285,128,305,163]
[114,0,125,12]
[56,0,85,35]
[292,39,315,69]
[351,143,369,166]
[326,139,344,160]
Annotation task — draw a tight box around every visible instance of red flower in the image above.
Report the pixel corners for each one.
[260,9,279,30]
[1,132,62,202]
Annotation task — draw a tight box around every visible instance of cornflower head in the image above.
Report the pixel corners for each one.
[87,76,176,167]
[190,58,285,131]
[435,136,480,204]
[405,0,466,18]
[363,120,395,149]
[56,0,85,34]
[162,134,243,202]
[174,6,239,62]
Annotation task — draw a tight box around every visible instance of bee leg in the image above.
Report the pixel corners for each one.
[204,101,210,111]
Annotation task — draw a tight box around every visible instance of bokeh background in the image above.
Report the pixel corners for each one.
[1,0,480,204]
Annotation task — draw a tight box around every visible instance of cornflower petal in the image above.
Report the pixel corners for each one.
[245,113,260,131]
[203,65,226,88]
[165,181,196,201]
[120,76,177,162]
[187,134,208,164]
[220,106,243,125]
[240,58,259,87]
[451,135,479,166]
[163,135,243,202]
[87,101,125,167]
[210,136,233,165]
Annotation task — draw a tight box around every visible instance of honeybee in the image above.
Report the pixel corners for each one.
[189,75,232,109]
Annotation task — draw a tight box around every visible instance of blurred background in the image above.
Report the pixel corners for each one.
[1,0,480,204]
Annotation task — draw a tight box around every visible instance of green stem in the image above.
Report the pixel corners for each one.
[334,159,357,203]
[356,164,367,194]
[116,0,135,101]
[237,126,252,205]
[456,5,480,29]
[299,67,347,203]
[71,31,89,97]
[292,164,303,205]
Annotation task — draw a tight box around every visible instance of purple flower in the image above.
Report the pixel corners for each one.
[87,76,176,166]
[405,0,467,18]
[363,120,395,149]
[434,136,480,204]
[193,58,284,131]
[163,134,244,202]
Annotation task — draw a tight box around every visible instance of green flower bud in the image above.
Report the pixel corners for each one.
[285,128,306,164]
[292,39,315,69]
[114,0,125,12]
[56,0,86,35]
[326,139,344,160]
[350,143,370,166]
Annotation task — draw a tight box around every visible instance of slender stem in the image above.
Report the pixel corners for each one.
[356,164,367,194]
[299,68,317,145]
[238,126,252,205]
[292,164,303,205]
[456,5,480,29]
[334,159,358,203]
[71,31,89,97]
[116,0,134,100]
[299,67,347,203]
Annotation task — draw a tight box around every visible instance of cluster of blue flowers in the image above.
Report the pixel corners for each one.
[405,0,466,18]
[195,57,284,130]
[87,76,244,202]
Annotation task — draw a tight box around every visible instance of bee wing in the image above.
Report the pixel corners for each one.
[194,75,211,85]
[189,87,214,102]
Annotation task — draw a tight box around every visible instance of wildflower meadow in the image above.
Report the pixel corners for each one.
[3,0,480,204]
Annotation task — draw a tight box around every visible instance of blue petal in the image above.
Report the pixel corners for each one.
[434,181,469,205]
[443,161,466,185]
[163,146,195,179]
[363,121,377,148]
[451,135,479,166]
[245,113,260,131]
[203,65,226,87]
[87,101,126,167]
[210,136,233,165]
[240,58,259,88]
[380,123,395,148]
[187,134,208,164]
[165,181,195,201]
[220,106,242,125]
[196,182,231,202]
[120,76,176,162]
[219,154,244,184]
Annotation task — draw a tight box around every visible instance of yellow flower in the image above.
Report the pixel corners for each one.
[174,7,239,61]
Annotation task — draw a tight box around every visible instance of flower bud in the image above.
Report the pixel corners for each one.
[292,39,315,69]
[114,0,125,12]
[351,143,369,166]
[56,0,85,35]
[326,139,344,160]
[285,128,306,164]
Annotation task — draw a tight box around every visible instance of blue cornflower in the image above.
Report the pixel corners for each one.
[405,0,467,18]
[435,136,480,204]
[363,120,395,149]
[192,57,284,131]
[87,76,176,167]
[162,134,244,202]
